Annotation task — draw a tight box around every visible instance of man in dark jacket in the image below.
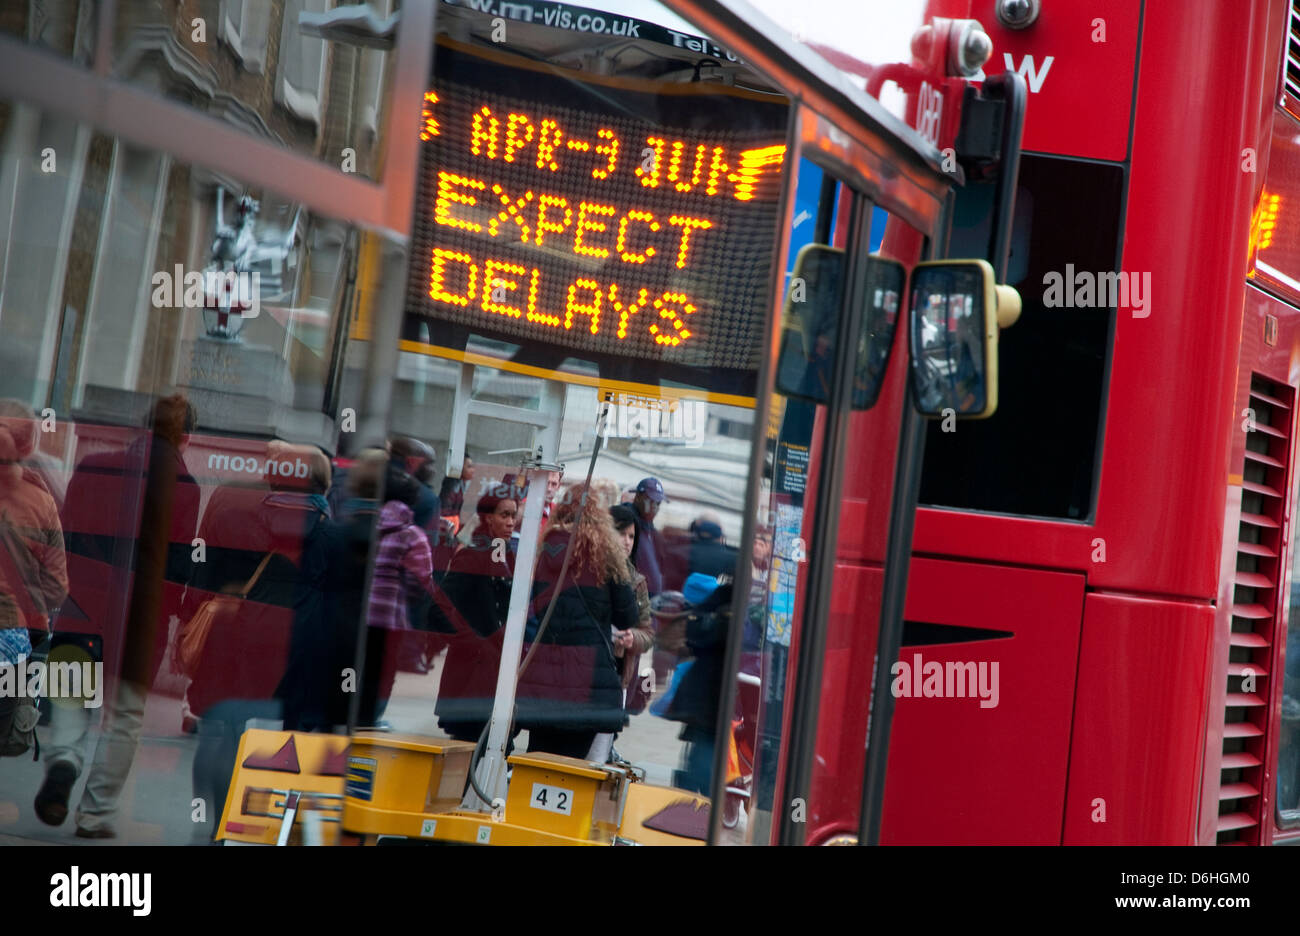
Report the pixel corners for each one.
[685,511,737,583]
[389,436,440,533]
[631,477,667,597]
[36,395,200,838]
[431,493,517,742]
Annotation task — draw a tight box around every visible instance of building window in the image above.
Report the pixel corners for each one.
[276,0,331,127]
[219,0,271,75]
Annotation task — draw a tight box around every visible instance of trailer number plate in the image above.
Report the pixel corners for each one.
[530,783,574,816]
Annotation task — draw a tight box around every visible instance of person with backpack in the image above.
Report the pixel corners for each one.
[661,575,734,795]
[0,400,67,760]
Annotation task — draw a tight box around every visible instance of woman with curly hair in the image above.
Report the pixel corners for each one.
[516,479,637,760]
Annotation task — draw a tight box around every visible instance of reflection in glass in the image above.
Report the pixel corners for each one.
[909,265,988,415]
[1279,504,1300,824]
[0,93,398,843]
[369,0,793,843]
[110,0,397,181]
[776,244,846,405]
[0,2,95,66]
[852,257,904,410]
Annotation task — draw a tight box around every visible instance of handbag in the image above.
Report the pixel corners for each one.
[177,552,274,675]
[622,651,651,715]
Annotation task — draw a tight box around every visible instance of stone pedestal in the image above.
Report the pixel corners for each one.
[178,337,295,437]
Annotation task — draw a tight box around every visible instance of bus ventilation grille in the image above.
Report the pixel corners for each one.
[1286,2,1300,120]
[1217,375,1293,844]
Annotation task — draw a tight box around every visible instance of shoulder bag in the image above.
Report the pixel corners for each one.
[177,552,274,675]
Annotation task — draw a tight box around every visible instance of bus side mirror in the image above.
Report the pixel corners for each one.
[775,247,905,409]
[776,244,846,405]
[852,257,905,410]
[908,259,1020,419]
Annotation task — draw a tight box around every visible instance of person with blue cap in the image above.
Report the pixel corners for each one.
[631,477,667,597]
[652,573,732,795]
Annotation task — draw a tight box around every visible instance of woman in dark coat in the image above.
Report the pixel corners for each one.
[432,493,517,742]
[516,480,638,760]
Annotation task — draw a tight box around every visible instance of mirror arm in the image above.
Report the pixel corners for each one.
[995,284,1021,329]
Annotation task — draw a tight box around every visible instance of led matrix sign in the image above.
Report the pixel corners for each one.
[405,43,789,390]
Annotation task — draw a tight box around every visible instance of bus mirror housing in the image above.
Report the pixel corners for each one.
[908,259,1021,419]
[776,244,846,405]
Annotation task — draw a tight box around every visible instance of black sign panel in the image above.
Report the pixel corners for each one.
[404,41,789,396]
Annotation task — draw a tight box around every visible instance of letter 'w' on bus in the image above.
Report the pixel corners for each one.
[1091,537,1106,563]
[1091,797,1106,823]
[1242,408,1257,432]
[1003,53,1053,93]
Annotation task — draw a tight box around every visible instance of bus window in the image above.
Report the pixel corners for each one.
[372,0,794,843]
[0,97,403,843]
[715,156,841,842]
[919,155,1125,520]
[719,156,927,844]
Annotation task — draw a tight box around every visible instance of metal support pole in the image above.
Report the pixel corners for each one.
[461,449,561,811]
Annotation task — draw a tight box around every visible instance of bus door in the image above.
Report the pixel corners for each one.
[712,120,935,845]
[711,78,1025,845]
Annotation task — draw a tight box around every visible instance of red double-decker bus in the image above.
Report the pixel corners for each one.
[773,0,1300,846]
